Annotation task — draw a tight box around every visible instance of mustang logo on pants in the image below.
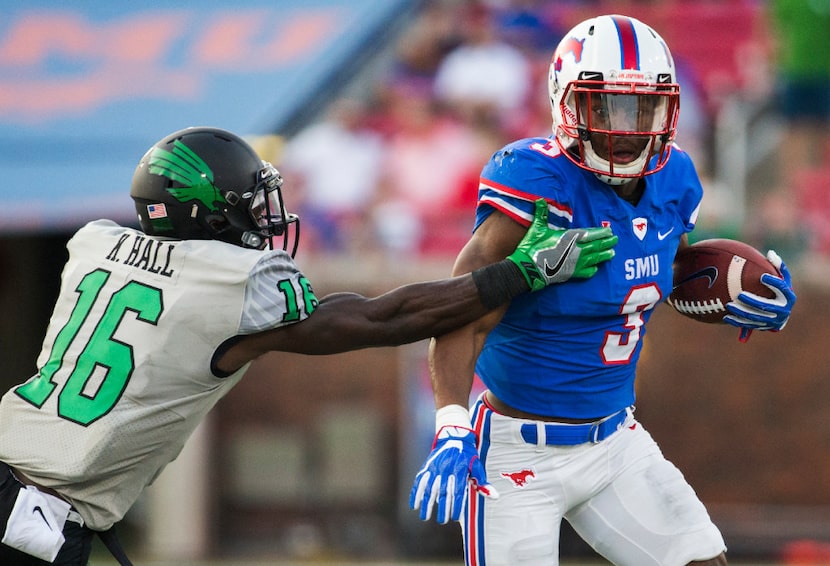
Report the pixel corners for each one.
[501,468,536,488]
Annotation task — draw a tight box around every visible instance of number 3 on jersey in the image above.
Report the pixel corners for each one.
[15,269,163,426]
[601,284,661,364]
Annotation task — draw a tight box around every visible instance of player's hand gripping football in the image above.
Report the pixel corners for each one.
[410,405,497,524]
[508,199,618,290]
[724,250,796,342]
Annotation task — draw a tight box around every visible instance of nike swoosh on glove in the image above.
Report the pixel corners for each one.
[508,199,618,290]
[409,425,498,524]
[724,250,796,342]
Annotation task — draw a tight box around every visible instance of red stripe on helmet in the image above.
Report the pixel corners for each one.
[611,15,639,69]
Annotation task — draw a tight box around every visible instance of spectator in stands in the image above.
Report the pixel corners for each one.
[746,189,808,265]
[768,0,830,179]
[371,81,492,255]
[488,0,563,56]
[673,57,710,175]
[390,0,461,90]
[432,1,533,128]
[279,97,385,253]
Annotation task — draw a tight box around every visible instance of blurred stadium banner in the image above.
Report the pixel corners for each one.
[0,0,415,233]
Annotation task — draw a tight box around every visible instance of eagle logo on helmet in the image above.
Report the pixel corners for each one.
[147,140,227,212]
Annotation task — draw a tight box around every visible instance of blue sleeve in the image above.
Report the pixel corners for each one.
[475,139,575,231]
[666,147,704,232]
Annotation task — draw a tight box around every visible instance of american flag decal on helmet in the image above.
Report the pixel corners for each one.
[147,203,167,219]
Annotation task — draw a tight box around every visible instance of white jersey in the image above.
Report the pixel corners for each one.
[0,220,315,530]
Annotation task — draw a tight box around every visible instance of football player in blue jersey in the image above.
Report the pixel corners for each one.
[410,14,796,566]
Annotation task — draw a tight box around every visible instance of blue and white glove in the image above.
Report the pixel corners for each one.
[724,250,796,342]
[409,405,498,524]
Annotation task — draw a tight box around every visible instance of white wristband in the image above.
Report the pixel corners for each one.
[435,404,472,433]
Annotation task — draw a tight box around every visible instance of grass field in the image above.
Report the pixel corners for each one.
[88,563,782,566]
[87,559,785,566]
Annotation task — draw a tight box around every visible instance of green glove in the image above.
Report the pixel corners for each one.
[507,199,618,291]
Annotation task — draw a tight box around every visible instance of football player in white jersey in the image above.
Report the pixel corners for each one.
[409,14,796,566]
[0,126,618,565]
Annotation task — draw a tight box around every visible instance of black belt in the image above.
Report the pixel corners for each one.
[519,407,630,445]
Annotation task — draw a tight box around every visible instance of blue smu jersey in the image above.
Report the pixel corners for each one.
[475,137,703,418]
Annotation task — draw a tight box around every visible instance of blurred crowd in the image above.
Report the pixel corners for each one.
[276,0,830,266]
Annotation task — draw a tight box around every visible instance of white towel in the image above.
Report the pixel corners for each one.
[2,485,69,561]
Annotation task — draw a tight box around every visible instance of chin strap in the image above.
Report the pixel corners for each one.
[595,172,632,186]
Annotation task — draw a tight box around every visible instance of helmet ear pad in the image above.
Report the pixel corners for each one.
[205,202,257,247]
[204,213,230,235]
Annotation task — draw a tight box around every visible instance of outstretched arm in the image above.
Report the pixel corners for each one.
[217,200,616,371]
[237,275,503,357]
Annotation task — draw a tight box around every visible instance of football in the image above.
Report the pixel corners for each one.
[669,238,780,324]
